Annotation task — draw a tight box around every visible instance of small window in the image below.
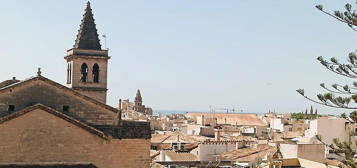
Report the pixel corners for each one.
[8,105,15,112]
[63,106,69,113]
[67,63,72,84]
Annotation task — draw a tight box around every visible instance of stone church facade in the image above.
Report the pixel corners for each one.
[0,2,151,168]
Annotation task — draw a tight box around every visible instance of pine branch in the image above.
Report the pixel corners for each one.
[316,3,357,32]
[297,89,357,109]
[318,56,357,78]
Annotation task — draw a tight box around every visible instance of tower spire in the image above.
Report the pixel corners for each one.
[135,89,142,102]
[74,1,102,50]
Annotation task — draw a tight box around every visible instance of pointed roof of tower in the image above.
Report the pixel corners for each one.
[135,89,142,102]
[73,1,102,50]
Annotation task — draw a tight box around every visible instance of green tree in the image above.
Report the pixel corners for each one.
[316,135,355,168]
[297,1,357,167]
[297,2,357,109]
[341,112,347,119]
[291,112,305,120]
[350,111,357,122]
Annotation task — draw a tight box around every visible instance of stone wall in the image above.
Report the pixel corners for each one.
[76,89,107,105]
[117,139,151,168]
[66,49,109,104]
[297,144,325,162]
[0,78,116,125]
[0,108,150,168]
[95,120,151,139]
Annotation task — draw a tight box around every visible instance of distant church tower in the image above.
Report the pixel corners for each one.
[135,90,143,108]
[65,2,110,103]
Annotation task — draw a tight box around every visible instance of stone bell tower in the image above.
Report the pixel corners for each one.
[65,2,110,104]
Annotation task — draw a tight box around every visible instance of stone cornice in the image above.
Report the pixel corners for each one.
[72,86,108,92]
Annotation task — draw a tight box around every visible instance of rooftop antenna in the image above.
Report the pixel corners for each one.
[102,34,107,50]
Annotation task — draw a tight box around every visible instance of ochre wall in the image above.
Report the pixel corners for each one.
[0,80,116,125]
[0,108,150,168]
[297,144,325,162]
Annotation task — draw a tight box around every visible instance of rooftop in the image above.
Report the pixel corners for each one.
[220,144,276,162]
[186,112,266,126]
[164,151,198,162]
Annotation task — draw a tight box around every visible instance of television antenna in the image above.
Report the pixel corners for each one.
[102,34,108,49]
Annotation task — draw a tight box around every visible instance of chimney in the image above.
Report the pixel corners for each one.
[118,99,122,109]
[160,151,165,161]
[235,142,241,150]
[215,129,221,141]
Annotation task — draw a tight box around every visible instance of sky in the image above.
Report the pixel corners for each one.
[0,0,356,114]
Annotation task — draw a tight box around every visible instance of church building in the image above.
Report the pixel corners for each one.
[0,2,151,168]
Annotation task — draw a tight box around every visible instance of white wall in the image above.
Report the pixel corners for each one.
[305,117,349,145]
[198,143,240,161]
[280,144,298,159]
[270,118,284,132]
[242,127,256,134]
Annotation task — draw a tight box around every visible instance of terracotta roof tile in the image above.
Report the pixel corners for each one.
[186,112,266,126]
[164,151,198,162]
[220,144,276,162]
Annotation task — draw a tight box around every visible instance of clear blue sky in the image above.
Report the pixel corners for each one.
[0,0,356,114]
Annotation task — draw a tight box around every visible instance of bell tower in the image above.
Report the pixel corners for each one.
[135,89,143,107]
[65,2,110,104]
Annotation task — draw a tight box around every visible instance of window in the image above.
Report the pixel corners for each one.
[67,63,72,84]
[80,63,88,82]
[92,63,100,83]
[8,105,15,112]
[63,106,69,113]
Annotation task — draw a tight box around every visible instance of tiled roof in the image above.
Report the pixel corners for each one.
[282,131,304,139]
[0,163,97,168]
[0,76,119,113]
[220,144,276,162]
[151,134,172,143]
[0,79,20,89]
[151,132,208,144]
[150,162,165,168]
[298,158,340,168]
[186,112,266,126]
[164,151,198,162]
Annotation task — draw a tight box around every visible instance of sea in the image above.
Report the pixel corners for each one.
[153,110,265,116]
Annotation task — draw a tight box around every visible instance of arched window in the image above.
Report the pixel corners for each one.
[93,63,100,83]
[67,64,70,84]
[67,63,72,84]
[80,63,88,82]
[69,64,72,83]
